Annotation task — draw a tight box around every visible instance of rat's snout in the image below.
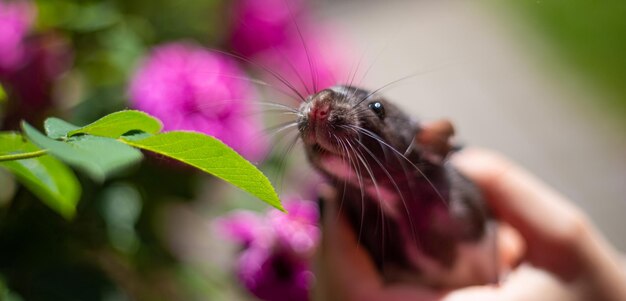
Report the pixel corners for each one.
[297,89,338,146]
[310,102,331,121]
[297,87,359,155]
[307,89,335,122]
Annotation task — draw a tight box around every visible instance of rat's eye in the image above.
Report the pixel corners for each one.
[368,101,385,119]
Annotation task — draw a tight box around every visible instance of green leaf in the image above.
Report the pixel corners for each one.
[22,122,143,182]
[121,131,283,211]
[44,118,80,139]
[0,131,47,162]
[0,132,24,153]
[67,110,162,138]
[0,132,80,219]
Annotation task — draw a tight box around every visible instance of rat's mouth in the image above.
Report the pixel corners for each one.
[308,128,359,160]
[309,137,363,182]
[316,147,357,182]
[310,141,345,164]
[302,122,349,156]
[312,140,341,157]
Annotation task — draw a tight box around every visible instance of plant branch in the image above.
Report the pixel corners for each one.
[0,149,48,162]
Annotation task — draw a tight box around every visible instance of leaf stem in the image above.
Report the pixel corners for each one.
[0,149,48,162]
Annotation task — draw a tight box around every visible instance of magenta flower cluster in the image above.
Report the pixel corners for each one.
[128,2,352,297]
[216,199,320,301]
[129,0,351,161]
[129,43,268,161]
[229,0,306,58]
[0,1,73,128]
[0,0,34,74]
[230,0,350,96]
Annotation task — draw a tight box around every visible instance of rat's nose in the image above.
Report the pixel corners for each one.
[308,89,334,121]
[310,102,330,120]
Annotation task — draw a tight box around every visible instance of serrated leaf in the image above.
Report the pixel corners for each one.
[22,122,143,182]
[0,132,80,219]
[121,131,283,211]
[67,110,162,138]
[44,117,80,139]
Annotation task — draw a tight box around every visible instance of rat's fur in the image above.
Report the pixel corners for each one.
[297,86,498,287]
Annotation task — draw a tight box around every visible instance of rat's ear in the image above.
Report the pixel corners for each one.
[416,119,455,163]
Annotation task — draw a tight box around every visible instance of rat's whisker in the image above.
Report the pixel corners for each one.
[355,41,389,90]
[348,125,448,209]
[210,49,307,102]
[353,73,419,108]
[256,101,300,114]
[347,139,387,270]
[252,109,300,117]
[354,60,462,108]
[264,121,299,139]
[336,136,367,246]
[284,0,317,94]
[341,51,367,103]
[271,132,301,194]
[332,135,350,222]
[272,45,314,96]
[354,137,421,250]
[340,137,367,247]
[183,98,295,113]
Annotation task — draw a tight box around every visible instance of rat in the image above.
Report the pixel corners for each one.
[296,85,499,288]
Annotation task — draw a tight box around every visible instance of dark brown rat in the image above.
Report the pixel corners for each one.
[297,85,498,287]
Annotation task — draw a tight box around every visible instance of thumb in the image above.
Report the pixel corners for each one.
[313,185,383,301]
[452,148,589,278]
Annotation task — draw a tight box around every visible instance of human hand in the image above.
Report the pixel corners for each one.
[313,149,626,301]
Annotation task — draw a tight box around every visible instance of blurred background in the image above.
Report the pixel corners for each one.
[0,0,624,300]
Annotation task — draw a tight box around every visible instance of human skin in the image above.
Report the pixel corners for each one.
[313,148,626,301]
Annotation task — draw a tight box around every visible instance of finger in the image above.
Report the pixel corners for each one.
[314,185,382,301]
[314,185,444,301]
[455,149,626,301]
[442,265,575,301]
[452,148,587,244]
[452,148,589,277]
[497,223,525,273]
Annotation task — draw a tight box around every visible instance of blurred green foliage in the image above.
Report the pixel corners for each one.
[2,0,624,300]
[34,0,223,124]
[0,1,257,300]
[0,132,80,219]
[508,0,626,115]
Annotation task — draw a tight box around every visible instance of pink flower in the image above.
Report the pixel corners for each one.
[0,0,35,74]
[229,0,306,57]
[1,33,73,129]
[215,198,320,301]
[237,246,313,301]
[228,0,352,97]
[129,42,268,161]
[267,199,319,255]
[254,27,352,96]
[215,210,271,248]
